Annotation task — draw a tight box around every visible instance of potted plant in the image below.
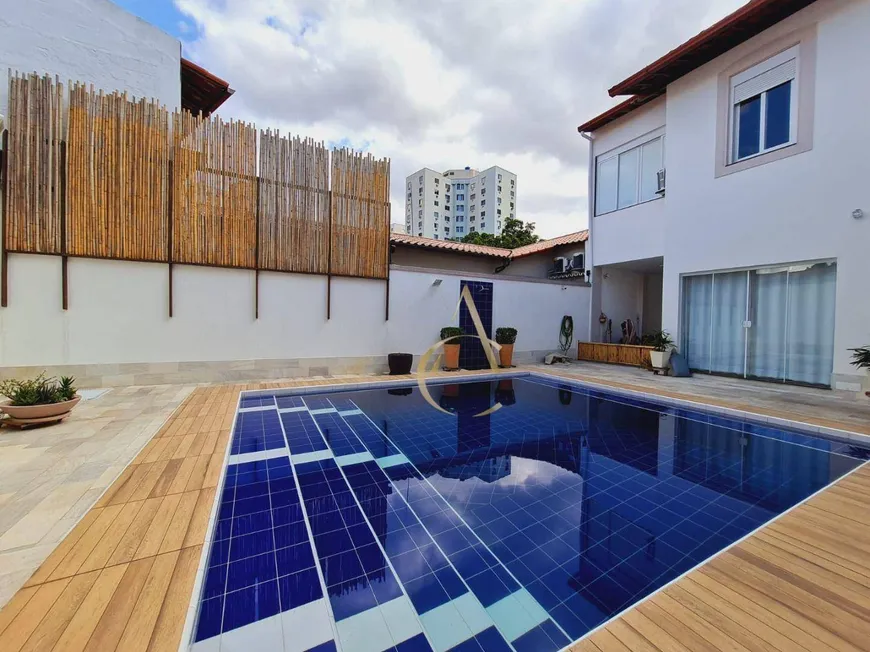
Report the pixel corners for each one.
[388,353,413,375]
[648,330,675,370]
[440,327,463,370]
[0,373,80,426]
[496,327,518,367]
[850,346,870,396]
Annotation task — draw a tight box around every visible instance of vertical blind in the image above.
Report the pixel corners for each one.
[681,262,836,386]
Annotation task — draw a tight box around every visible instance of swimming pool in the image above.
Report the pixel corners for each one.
[189,373,868,652]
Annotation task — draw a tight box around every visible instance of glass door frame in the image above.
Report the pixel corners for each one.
[679,258,836,387]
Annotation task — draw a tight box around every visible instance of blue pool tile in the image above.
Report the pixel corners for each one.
[473,626,513,652]
[434,567,467,600]
[278,567,322,611]
[203,564,227,599]
[230,531,275,562]
[466,568,512,607]
[226,552,277,592]
[222,581,280,633]
[394,633,434,652]
[195,596,224,641]
[329,581,378,621]
[404,573,451,614]
[306,641,337,652]
[450,546,488,578]
[511,620,570,652]
[391,548,430,583]
[369,571,403,604]
[276,542,315,576]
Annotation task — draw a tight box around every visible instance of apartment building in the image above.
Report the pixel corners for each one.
[578,0,868,391]
[404,166,517,239]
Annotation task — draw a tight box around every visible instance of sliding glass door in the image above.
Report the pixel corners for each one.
[681,261,836,387]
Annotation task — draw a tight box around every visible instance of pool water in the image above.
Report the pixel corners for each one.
[191,374,867,652]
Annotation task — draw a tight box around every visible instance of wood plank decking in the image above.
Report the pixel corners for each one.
[0,370,867,652]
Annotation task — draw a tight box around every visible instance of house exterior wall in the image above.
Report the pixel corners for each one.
[508,244,586,279]
[0,255,591,386]
[587,0,869,387]
[590,97,667,267]
[0,0,181,114]
[661,0,868,386]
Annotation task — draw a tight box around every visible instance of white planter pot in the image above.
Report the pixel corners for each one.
[649,350,672,369]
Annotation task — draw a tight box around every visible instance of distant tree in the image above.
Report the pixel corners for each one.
[460,217,539,248]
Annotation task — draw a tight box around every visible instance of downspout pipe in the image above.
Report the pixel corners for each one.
[579,129,595,343]
[494,256,511,274]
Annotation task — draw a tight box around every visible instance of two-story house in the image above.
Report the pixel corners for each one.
[578,0,868,391]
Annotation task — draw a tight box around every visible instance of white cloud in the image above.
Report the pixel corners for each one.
[176,0,747,238]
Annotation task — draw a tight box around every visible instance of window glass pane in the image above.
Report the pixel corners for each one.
[682,275,714,372]
[785,262,836,386]
[640,138,663,202]
[764,81,792,149]
[595,157,617,215]
[710,271,748,376]
[617,148,639,209]
[736,95,761,159]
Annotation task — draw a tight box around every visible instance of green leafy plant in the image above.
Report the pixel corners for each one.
[648,330,675,353]
[440,327,464,344]
[850,346,870,370]
[0,372,78,406]
[495,327,517,345]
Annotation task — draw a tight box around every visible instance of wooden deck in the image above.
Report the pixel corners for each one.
[0,370,868,652]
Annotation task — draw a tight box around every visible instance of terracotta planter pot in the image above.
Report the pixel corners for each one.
[444,343,460,369]
[1,396,80,420]
[498,344,514,367]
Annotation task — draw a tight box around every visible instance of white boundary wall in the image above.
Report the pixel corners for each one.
[0,256,590,385]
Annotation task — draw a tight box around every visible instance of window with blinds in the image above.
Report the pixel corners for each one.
[730,45,799,162]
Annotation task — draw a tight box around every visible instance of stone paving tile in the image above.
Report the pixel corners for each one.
[0,384,196,608]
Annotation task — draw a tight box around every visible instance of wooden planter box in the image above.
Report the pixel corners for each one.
[577,342,653,367]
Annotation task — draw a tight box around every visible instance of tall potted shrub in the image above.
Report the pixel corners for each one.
[496,327,518,367]
[441,327,463,370]
[649,330,675,370]
[850,346,870,396]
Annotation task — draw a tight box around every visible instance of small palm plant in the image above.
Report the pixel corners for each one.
[850,346,870,371]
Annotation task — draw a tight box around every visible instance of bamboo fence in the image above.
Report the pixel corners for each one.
[2,70,391,282]
[66,83,170,260]
[171,111,258,268]
[330,149,390,279]
[258,131,329,274]
[5,71,64,254]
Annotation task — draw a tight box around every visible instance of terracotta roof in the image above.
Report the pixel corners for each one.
[390,234,511,258]
[181,58,235,117]
[577,0,817,132]
[577,93,664,133]
[390,230,588,260]
[511,230,589,258]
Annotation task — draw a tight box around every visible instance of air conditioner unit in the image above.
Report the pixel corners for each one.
[656,168,666,195]
[553,257,568,273]
[571,252,584,271]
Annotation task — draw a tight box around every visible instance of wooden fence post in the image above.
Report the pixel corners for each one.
[255,175,261,319]
[1,129,8,308]
[60,141,68,310]
[326,188,333,320]
[167,158,174,317]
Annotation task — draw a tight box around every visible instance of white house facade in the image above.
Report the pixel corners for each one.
[579,0,869,390]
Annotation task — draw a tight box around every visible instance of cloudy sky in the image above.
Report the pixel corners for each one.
[117,0,747,238]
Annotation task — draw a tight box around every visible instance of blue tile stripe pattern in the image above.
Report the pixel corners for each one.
[193,376,868,652]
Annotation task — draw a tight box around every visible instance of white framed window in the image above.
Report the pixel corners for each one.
[434,211,439,218]
[729,45,798,163]
[595,134,664,216]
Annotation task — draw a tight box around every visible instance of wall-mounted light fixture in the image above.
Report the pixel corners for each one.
[432,278,443,286]
[852,209,864,220]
